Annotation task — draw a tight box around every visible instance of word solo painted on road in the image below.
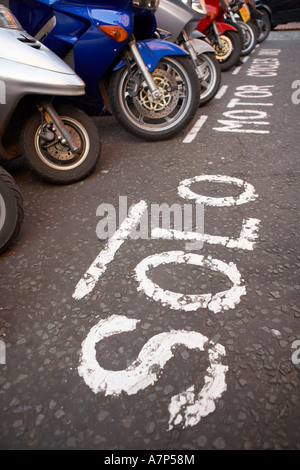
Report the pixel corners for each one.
[72,175,260,430]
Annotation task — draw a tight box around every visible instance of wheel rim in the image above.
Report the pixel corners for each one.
[241,25,252,48]
[0,194,6,232]
[197,55,218,101]
[257,18,268,42]
[117,58,193,134]
[213,35,233,62]
[35,116,90,171]
[238,22,254,54]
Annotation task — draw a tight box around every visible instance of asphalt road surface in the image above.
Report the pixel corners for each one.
[0,28,300,451]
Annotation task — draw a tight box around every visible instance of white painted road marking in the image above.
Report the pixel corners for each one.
[232,65,242,76]
[152,217,260,251]
[78,314,228,430]
[73,174,260,430]
[215,85,228,100]
[183,115,208,143]
[177,175,258,206]
[135,251,246,314]
[73,200,147,300]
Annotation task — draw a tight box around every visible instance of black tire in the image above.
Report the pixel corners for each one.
[213,30,242,71]
[0,167,24,254]
[237,20,257,56]
[197,52,222,106]
[109,56,200,141]
[21,104,101,184]
[255,12,271,43]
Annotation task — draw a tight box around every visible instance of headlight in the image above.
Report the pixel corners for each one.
[0,5,22,30]
[132,0,160,9]
[181,1,207,15]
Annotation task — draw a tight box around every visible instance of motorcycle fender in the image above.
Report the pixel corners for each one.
[191,38,215,55]
[113,39,188,73]
[216,21,238,35]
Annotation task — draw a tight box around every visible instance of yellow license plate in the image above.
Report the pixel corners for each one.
[239,4,250,22]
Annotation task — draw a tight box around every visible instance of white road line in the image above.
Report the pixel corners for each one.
[232,65,242,75]
[183,115,208,143]
[242,56,250,64]
[215,85,228,99]
[73,200,148,300]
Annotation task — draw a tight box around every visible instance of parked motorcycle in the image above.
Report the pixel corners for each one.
[224,0,257,56]
[155,0,221,106]
[244,0,270,43]
[10,0,201,142]
[0,166,23,254]
[197,0,243,71]
[0,5,101,184]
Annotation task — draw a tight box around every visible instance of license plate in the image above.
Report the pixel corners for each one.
[239,4,250,22]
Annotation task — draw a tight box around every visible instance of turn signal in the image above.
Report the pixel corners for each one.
[99,25,128,43]
[207,12,216,20]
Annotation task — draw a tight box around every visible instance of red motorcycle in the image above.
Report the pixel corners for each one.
[197,0,242,71]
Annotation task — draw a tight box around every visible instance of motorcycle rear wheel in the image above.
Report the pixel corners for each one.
[109,56,200,141]
[21,104,101,184]
[0,167,23,254]
[213,31,242,71]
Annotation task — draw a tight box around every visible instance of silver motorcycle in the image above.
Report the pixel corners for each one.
[0,4,101,185]
[155,0,221,106]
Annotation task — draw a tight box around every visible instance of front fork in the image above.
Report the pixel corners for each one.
[212,21,223,50]
[181,30,205,80]
[127,36,162,100]
[37,99,78,153]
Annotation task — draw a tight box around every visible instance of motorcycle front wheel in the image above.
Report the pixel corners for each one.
[0,167,24,254]
[237,20,257,56]
[109,56,200,141]
[256,12,271,43]
[213,31,242,71]
[197,52,221,106]
[21,104,101,184]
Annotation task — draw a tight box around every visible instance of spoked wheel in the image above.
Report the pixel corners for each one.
[0,167,23,255]
[197,52,221,106]
[213,31,242,71]
[109,56,200,141]
[21,104,101,184]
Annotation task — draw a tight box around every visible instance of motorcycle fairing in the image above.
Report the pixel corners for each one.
[190,38,216,55]
[119,39,189,72]
[216,22,238,34]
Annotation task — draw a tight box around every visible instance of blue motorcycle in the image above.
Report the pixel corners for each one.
[10,0,201,141]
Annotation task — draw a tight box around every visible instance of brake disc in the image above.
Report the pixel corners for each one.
[132,68,180,119]
[44,124,81,161]
[214,36,232,61]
